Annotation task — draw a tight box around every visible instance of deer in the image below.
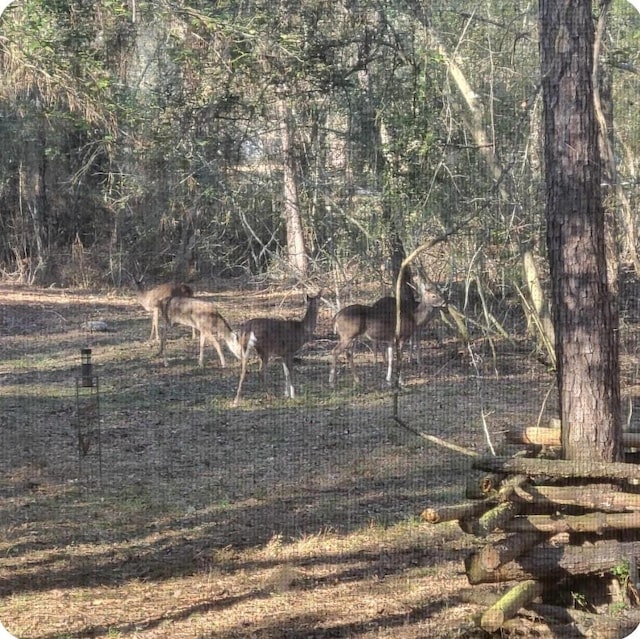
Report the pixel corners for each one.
[159,296,242,368]
[329,284,445,387]
[233,292,322,405]
[133,280,194,342]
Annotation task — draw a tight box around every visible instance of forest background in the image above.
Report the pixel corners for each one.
[2,1,639,300]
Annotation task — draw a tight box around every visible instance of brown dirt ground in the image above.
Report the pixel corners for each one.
[0,282,639,639]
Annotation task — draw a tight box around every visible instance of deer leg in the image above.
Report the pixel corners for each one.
[158,330,165,357]
[346,347,360,385]
[210,336,226,368]
[234,331,257,404]
[150,308,159,342]
[259,356,274,398]
[329,346,340,387]
[385,344,394,383]
[198,333,207,367]
[330,342,356,387]
[282,358,295,399]
[233,353,250,405]
[157,316,170,367]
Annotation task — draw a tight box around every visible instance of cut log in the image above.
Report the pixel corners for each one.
[506,426,562,446]
[465,473,504,499]
[480,579,545,632]
[503,511,640,535]
[421,500,493,524]
[472,455,640,482]
[506,426,640,449]
[465,539,640,584]
[477,532,547,571]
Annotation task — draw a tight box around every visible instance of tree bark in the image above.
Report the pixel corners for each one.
[421,500,493,525]
[539,0,621,461]
[465,539,640,584]
[476,533,548,572]
[276,96,309,278]
[463,502,521,537]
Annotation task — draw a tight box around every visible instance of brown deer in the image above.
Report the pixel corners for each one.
[233,292,322,405]
[329,285,445,386]
[134,281,194,342]
[159,296,241,368]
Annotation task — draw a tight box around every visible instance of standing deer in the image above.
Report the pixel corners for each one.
[233,292,322,405]
[160,296,241,368]
[329,285,445,386]
[134,281,194,342]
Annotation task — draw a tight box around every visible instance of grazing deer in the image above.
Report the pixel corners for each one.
[233,292,322,405]
[329,285,445,386]
[134,281,194,342]
[160,296,241,368]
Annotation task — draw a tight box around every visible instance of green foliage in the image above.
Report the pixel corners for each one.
[0,0,638,292]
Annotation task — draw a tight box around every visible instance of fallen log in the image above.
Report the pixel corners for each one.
[465,539,640,585]
[480,579,545,632]
[511,484,640,513]
[476,532,547,571]
[502,511,640,535]
[472,455,640,482]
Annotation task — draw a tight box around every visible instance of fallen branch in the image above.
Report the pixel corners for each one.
[392,417,479,457]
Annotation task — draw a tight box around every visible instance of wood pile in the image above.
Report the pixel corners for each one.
[421,425,640,635]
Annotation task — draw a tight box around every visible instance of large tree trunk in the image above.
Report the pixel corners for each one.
[539,0,621,462]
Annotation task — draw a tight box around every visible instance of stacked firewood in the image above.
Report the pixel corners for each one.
[421,428,640,634]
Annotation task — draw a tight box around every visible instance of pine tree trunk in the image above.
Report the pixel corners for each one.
[539,0,621,462]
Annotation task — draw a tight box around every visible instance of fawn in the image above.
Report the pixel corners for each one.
[233,292,322,405]
[329,285,445,386]
[134,281,194,342]
[160,296,241,367]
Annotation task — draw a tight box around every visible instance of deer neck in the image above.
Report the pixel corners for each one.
[301,296,320,336]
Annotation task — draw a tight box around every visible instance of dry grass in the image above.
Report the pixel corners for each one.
[0,282,562,638]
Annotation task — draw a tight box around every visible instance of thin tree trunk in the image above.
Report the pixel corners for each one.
[593,0,639,279]
[277,96,309,278]
[19,117,49,284]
